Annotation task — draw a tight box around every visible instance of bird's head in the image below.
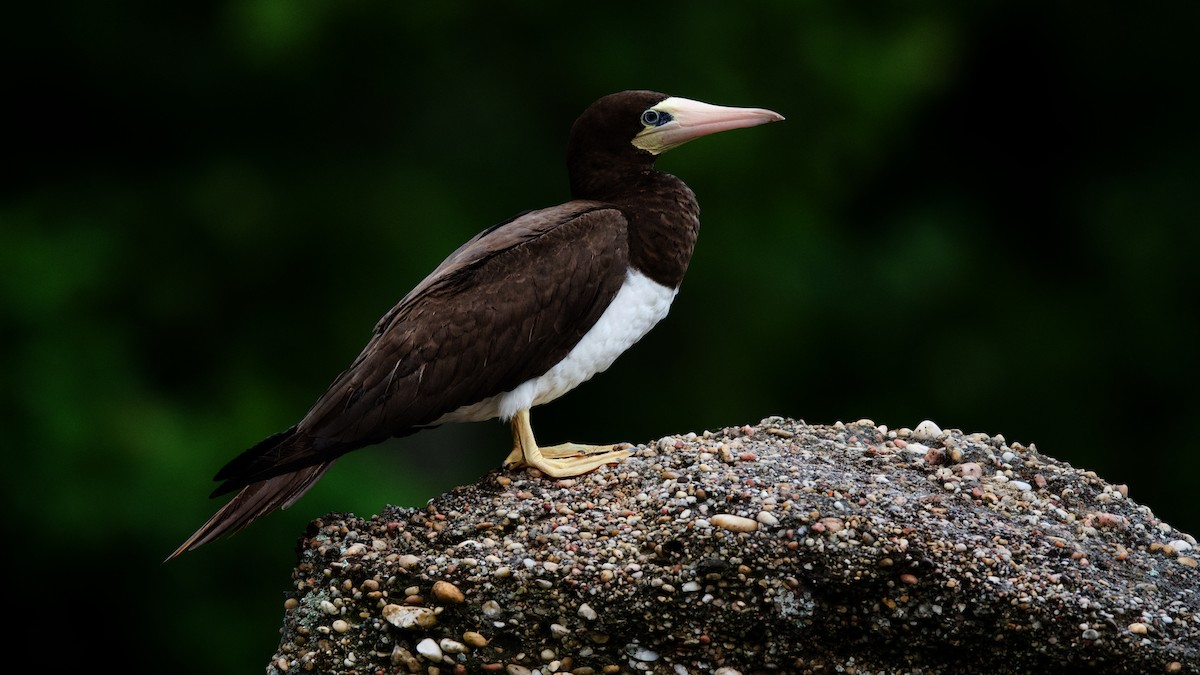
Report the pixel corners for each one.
[567,90,783,198]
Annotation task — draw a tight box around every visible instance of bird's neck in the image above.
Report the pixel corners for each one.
[613,171,700,290]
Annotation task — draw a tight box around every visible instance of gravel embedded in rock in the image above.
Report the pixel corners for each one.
[266,417,1198,675]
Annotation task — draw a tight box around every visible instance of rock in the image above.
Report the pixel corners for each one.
[266,418,1198,675]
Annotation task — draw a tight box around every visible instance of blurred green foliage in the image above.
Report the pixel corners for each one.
[4,1,1197,671]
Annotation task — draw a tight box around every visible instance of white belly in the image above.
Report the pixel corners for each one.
[434,269,676,424]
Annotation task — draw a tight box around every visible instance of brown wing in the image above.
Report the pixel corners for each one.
[214,200,630,487]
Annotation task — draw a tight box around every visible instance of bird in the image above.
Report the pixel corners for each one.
[169,90,783,559]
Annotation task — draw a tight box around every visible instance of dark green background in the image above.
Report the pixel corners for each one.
[6,2,1197,672]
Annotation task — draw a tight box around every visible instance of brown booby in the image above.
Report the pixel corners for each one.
[170,90,782,559]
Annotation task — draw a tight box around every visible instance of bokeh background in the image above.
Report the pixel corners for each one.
[6,2,1197,671]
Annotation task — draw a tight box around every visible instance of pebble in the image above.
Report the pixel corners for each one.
[433,580,465,604]
[626,644,659,662]
[912,420,943,441]
[415,637,442,661]
[711,514,758,532]
[439,638,467,654]
[382,604,437,629]
[1009,480,1032,492]
[463,631,489,647]
[957,462,983,479]
[320,600,338,615]
[331,619,349,633]
[1081,628,1100,640]
[391,646,419,669]
[756,511,779,526]
[818,517,844,533]
[1127,622,1148,635]
[578,603,598,620]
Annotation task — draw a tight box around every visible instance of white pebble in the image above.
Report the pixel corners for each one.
[912,420,943,440]
[626,644,659,662]
[382,604,437,629]
[1009,480,1032,491]
[682,581,702,592]
[756,511,779,527]
[578,603,597,621]
[416,638,442,661]
[320,600,338,615]
[439,639,467,654]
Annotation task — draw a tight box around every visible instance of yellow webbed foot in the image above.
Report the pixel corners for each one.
[503,410,632,477]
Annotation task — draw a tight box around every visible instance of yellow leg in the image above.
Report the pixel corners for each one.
[502,409,632,477]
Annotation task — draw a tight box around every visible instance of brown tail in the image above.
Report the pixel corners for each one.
[165,461,336,561]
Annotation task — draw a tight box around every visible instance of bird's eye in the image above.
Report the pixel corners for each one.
[642,109,672,127]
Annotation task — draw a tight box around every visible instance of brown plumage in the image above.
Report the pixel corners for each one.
[169,91,782,559]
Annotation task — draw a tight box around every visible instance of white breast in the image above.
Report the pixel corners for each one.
[434,269,676,424]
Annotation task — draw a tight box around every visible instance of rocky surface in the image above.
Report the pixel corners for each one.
[266,417,1197,674]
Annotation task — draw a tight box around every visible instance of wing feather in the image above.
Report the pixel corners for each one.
[216,200,630,486]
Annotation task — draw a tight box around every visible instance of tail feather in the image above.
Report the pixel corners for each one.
[165,461,336,561]
[211,426,302,497]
